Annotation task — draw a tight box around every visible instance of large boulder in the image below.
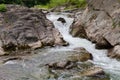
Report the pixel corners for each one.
[70,0,120,50]
[0,5,66,52]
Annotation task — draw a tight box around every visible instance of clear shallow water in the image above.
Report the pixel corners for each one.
[46,12,120,80]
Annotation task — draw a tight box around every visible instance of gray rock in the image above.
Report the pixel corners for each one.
[70,0,120,51]
[0,5,66,52]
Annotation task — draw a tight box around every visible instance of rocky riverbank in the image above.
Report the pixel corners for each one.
[70,0,120,59]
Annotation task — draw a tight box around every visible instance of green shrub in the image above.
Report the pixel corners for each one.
[67,0,87,8]
[48,0,67,8]
[34,0,87,9]
[0,0,86,9]
[0,4,7,12]
[78,0,87,7]
[48,0,87,9]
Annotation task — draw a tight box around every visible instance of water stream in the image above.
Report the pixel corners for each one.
[0,12,120,80]
[46,12,120,80]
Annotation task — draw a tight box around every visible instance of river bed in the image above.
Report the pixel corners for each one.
[0,12,120,80]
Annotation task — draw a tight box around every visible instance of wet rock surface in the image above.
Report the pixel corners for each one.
[0,5,66,53]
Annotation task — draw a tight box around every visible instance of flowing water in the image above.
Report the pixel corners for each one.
[46,12,120,80]
[0,12,120,80]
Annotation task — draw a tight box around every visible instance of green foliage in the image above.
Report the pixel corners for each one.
[48,0,86,8]
[34,5,49,9]
[76,0,87,7]
[0,0,86,9]
[34,0,87,9]
[0,0,50,7]
[0,4,7,12]
[48,0,67,8]
[34,0,67,9]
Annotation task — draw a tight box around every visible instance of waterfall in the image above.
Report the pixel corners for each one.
[47,12,120,80]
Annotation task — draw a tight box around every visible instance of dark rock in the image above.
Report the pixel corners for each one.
[95,38,113,49]
[2,42,17,51]
[57,17,66,24]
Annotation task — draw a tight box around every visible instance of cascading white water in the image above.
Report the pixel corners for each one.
[47,12,120,80]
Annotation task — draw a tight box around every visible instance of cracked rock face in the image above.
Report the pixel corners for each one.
[70,0,120,58]
[0,5,66,52]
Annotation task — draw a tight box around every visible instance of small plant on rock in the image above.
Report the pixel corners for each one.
[0,4,7,12]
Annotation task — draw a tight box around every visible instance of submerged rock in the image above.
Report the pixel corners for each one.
[0,5,66,53]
